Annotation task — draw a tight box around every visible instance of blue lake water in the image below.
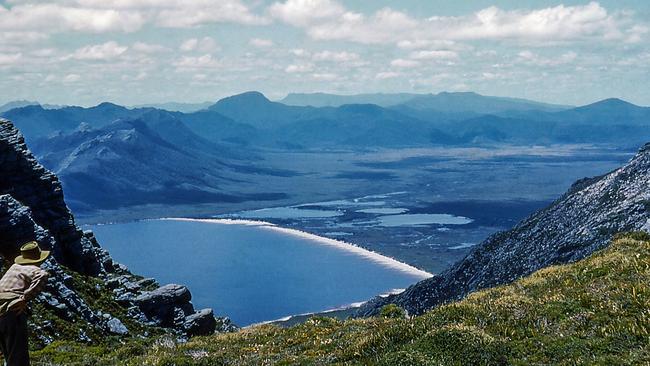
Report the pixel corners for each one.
[89,219,430,326]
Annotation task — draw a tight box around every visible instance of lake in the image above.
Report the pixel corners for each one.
[89,218,431,326]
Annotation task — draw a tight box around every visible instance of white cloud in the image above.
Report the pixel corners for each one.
[132,42,168,54]
[375,71,400,79]
[517,50,577,66]
[173,54,221,69]
[0,31,48,45]
[0,0,266,35]
[285,63,313,73]
[63,73,81,83]
[249,38,274,48]
[69,41,128,60]
[134,71,148,80]
[443,3,616,41]
[290,48,309,57]
[311,72,339,81]
[616,52,650,66]
[269,0,346,27]
[270,1,646,45]
[390,59,419,68]
[180,37,219,53]
[409,73,453,89]
[481,72,500,80]
[30,48,57,57]
[409,50,458,60]
[397,39,458,50]
[307,8,418,44]
[0,3,145,33]
[312,50,359,62]
[180,39,199,52]
[155,1,267,28]
[625,24,649,43]
[0,53,22,66]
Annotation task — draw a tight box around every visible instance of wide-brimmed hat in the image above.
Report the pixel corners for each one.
[15,241,50,265]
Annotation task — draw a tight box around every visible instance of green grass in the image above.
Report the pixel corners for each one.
[27,269,168,351]
[31,232,650,365]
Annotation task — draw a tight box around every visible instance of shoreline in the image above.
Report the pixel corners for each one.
[163,217,434,279]
[248,288,407,328]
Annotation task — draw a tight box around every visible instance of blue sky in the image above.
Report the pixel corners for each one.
[0,0,648,106]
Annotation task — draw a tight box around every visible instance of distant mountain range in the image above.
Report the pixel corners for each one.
[0,100,63,113]
[131,101,213,113]
[0,100,39,113]
[2,91,649,211]
[5,91,647,149]
[281,92,422,107]
[282,91,571,113]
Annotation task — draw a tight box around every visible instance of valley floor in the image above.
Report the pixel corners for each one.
[32,232,650,365]
[75,144,632,274]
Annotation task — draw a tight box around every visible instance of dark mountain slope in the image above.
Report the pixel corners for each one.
[270,103,451,147]
[357,142,650,316]
[208,91,315,129]
[131,101,212,113]
[30,113,285,212]
[551,98,650,125]
[280,92,421,107]
[1,103,150,143]
[177,109,259,145]
[396,91,570,114]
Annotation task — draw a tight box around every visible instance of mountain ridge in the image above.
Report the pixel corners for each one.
[357,141,650,316]
[280,91,573,111]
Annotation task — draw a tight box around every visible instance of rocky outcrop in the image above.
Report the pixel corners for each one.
[358,142,650,316]
[0,120,107,275]
[0,118,229,344]
[183,308,218,337]
[135,284,193,327]
[130,284,225,336]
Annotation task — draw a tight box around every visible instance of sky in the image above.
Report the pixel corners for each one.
[0,0,649,107]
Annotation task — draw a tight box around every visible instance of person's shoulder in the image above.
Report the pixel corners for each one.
[3,263,19,273]
[15,263,46,276]
[0,263,21,280]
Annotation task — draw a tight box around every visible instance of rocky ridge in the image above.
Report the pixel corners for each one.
[357,142,650,316]
[0,118,234,346]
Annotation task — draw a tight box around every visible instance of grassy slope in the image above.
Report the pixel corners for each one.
[26,270,166,351]
[33,233,650,365]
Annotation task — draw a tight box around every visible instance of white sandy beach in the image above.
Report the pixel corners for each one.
[163,217,433,279]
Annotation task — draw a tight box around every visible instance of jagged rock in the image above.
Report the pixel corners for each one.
[134,284,194,327]
[114,291,136,305]
[135,284,192,307]
[78,330,91,343]
[106,276,127,290]
[0,119,106,275]
[0,195,55,259]
[183,309,216,337]
[215,316,239,333]
[106,317,129,335]
[357,143,650,317]
[136,278,157,288]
